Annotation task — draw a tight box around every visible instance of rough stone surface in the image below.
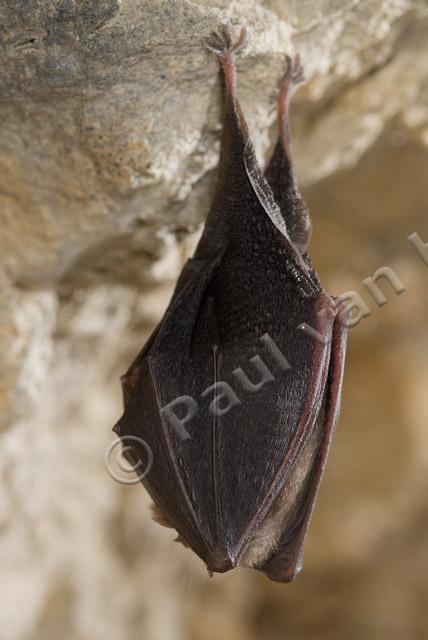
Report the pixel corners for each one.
[1,1,428,639]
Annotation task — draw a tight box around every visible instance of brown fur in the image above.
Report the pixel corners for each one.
[240,402,325,568]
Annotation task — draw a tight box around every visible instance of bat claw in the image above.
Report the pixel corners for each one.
[282,54,305,87]
[206,23,247,57]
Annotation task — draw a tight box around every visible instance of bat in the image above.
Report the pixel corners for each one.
[113,25,348,582]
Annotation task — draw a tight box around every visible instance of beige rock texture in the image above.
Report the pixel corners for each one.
[1,1,428,639]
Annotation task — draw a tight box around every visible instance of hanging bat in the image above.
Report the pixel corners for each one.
[113,25,348,582]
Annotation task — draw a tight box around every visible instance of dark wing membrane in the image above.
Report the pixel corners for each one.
[119,256,212,406]
[208,287,335,567]
[257,314,348,581]
[114,254,225,560]
[115,247,335,571]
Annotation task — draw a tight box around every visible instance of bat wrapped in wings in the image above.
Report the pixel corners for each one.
[113,25,348,582]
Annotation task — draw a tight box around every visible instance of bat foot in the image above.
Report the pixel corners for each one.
[281,54,305,89]
[206,24,247,97]
[206,23,247,58]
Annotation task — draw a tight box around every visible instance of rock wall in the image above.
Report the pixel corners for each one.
[1,1,428,639]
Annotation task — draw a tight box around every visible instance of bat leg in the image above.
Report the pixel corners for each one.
[272,54,304,160]
[195,24,264,259]
[264,55,311,255]
[201,27,308,270]
[205,24,249,149]
[257,313,347,582]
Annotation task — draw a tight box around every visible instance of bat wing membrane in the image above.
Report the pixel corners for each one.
[256,315,347,581]
[208,293,335,568]
[116,250,337,571]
